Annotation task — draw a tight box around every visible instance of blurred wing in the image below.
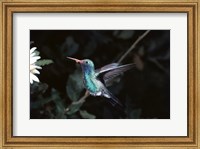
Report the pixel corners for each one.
[95,63,119,76]
[103,63,135,86]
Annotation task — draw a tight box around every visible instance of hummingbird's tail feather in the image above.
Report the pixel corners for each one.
[102,87,124,109]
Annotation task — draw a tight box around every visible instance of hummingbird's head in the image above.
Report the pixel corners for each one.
[81,59,94,68]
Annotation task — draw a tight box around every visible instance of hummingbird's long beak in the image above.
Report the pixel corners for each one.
[67,57,82,63]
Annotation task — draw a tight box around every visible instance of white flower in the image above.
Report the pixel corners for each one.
[30,47,42,84]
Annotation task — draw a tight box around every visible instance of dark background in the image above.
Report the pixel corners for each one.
[30,30,170,119]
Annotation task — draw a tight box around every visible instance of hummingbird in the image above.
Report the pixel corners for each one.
[67,57,134,108]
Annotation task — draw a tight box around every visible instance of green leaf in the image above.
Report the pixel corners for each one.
[61,36,79,56]
[125,96,142,119]
[67,113,81,119]
[80,110,96,119]
[30,82,48,94]
[35,59,53,66]
[129,109,142,119]
[30,94,52,109]
[113,30,135,40]
[66,68,84,101]
[50,88,67,119]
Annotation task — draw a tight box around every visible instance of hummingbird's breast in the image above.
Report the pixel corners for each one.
[83,74,100,95]
[80,62,102,95]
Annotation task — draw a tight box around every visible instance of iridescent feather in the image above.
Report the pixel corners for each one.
[67,57,134,108]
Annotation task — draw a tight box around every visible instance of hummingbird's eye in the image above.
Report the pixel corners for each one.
[85,61,88,64]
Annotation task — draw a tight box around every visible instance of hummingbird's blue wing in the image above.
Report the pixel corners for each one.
[95,63,119,76]
[103,63,135,86]
[95,63,134,109]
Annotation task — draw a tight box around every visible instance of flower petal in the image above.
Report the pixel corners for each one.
[30,73,40,83]
[30,65,42,71]
[34,65,42,69]
[30,79,33,84]
[32,69,40,74]
[30,56,41,64]
[30,47,37,54]
[30,52,36,57]
[30,65,34,70]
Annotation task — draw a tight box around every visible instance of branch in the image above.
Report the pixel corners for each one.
[74,91,89,104]
[64,91,90,114]
[117,30,151,64]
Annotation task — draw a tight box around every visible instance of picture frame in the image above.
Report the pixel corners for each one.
[0,0,199,148]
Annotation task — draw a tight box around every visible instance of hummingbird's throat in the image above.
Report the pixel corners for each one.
[81,64,95,76]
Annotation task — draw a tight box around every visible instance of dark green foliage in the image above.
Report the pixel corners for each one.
[35,59,53,66]
[61,36,79,56]
[113,30,135,40]
[80,110,96,119]
[66,68,84,101]
[30,30,170,119]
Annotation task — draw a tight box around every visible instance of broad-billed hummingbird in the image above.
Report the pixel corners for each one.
[67,57,134,108]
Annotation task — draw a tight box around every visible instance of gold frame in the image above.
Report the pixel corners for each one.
[0,0,199,148]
